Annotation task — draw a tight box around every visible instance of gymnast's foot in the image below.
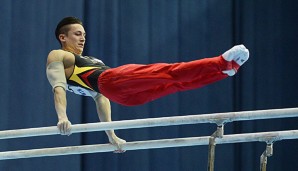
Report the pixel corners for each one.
[109,135,127,153]
[222,44,249,76]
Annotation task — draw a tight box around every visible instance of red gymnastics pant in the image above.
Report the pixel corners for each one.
[98,56,233,106]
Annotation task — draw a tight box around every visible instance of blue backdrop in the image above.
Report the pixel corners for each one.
[0,0,298,171]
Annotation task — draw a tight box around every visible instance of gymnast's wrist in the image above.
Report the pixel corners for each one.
[58,115,69,121]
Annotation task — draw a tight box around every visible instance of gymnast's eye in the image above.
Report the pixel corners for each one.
[74,32,86,38]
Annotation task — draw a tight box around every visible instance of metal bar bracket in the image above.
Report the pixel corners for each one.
[260,143,274,171]
[207,124,224,171]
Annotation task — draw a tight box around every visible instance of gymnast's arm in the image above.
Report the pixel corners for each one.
[93,93,126,152]
[93,94,112,122]
[46,50,72,135]
[93,94,114,136]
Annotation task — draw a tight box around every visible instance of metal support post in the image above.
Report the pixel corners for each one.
[207,125,224,171]
[260,143,273,171]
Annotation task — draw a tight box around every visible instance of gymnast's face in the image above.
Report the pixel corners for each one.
[60,24,86,55]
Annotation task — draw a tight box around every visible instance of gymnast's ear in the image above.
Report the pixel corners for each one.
[59,34,66,43]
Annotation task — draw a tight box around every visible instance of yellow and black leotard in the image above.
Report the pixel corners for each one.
[66,54,110,96]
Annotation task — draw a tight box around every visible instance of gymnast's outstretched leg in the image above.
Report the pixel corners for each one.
[99,45,249,106]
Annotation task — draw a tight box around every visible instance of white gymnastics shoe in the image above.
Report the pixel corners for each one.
[222,45,249,76]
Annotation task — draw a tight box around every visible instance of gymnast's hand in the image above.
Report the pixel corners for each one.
[109,135,127,153]
[57,119,72,136]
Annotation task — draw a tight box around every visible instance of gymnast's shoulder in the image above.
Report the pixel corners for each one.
[47,49,74,65]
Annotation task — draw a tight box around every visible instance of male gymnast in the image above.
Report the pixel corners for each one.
[46,17,249,152]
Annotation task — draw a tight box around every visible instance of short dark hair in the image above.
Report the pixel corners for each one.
[55,17,83,45]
